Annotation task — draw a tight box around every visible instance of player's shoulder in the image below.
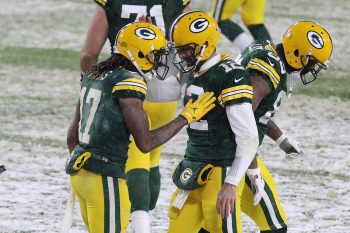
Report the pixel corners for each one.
[216,54,248,81]
[246,41,279,65]
[110,69,147,95]
[108,69,145,84]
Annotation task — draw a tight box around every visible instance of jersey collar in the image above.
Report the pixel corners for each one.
[194,53,221,78]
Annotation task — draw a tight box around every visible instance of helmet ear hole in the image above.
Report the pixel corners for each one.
[294,49,299,57]
[138,51,145,58]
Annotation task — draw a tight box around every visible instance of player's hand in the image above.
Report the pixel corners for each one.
[246,168,265,206]
[216,183,236,219]
[180,92,216,124]
[276,134,304,159]
[138,15,153,24]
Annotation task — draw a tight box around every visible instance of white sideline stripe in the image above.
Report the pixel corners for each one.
[262,191,282,229]
[107,177,116,233]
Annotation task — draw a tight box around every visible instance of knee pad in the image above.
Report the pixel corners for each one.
[149,166,161,210]
[126,169,150,211]
[247,24,271,42]
[218,20,245,41]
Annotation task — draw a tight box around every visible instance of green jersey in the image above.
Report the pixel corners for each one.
[95,0,190,52]
[236,41,287,143]
[76,70,147,167]
[183,54,253,166]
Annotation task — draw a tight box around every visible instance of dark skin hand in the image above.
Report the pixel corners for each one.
[119,97,187,153]
[67,97,188,154]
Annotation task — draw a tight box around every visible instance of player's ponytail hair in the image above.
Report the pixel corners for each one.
[88,54,138,79]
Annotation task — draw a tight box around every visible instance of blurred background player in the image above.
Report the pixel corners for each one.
[199,20,333,233]
[77,1,191,232]
[211,0,271,50]
[66,22,216,233]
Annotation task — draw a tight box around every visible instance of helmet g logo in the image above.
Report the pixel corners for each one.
[135,27,156,40]
[180,168,192,183]
[190,18,209,33]
[307,31,324,49]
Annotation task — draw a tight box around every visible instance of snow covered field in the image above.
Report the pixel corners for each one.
[0,0,349,232]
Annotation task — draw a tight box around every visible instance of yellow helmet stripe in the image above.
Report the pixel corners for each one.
[247,58,280,89]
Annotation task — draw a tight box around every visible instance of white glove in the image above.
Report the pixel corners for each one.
[246,168,265,206]
[276,133,304,159]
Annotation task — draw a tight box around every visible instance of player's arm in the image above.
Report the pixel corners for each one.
[251,74,270,111]
[119,92,216,153]
[267,119,304,159]
[266,119,283,140]
[216,102,259,218]
[67,99,80,154]
[80,5,108,73]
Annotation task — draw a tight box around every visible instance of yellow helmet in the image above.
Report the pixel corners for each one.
[169,11,221,72]
[114,22,169,79]
[282,21,333,84]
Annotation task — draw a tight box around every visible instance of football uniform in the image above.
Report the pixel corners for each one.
[211,0,270,45]
[212,0,266,25]
[238,41,287,143]
[94,0,189,213]
[237,41,288,231]
[67,70,147,233]
[179,42,288,233]
[168,54,254,233]
[95,0,190,50]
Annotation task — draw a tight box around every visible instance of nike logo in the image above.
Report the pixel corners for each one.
[234,77,244,83]
[267,58,274,67]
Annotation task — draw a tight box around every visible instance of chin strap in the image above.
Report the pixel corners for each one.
[194,44,207,70]
[127,50,147,78]
[287,72,297,98]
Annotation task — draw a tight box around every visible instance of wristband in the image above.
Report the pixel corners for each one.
[275,133,287,146]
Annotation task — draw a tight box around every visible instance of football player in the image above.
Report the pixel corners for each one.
[66,22,216,233]
[167,11,260,232]
[199,21,333,233]
[76,1,191,232]
[211,0,271,50]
